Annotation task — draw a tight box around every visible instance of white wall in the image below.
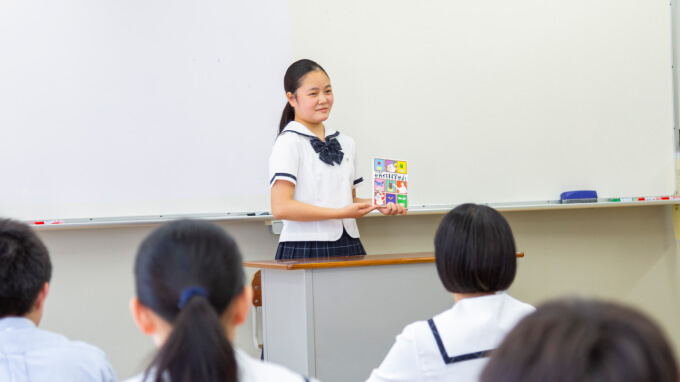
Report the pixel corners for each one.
[36,205,680,379]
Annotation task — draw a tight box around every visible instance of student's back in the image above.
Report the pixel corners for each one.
[366,204,534,382]
[0,318,115,381]
[124,348,308,382]
[368,293,532,382]
[124,219,315,382]
[0,218,117,382]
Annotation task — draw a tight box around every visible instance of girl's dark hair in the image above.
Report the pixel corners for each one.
[481,297,679,382]
[278,59,328,134]
[434,204,516,293]
[134,219,245,382]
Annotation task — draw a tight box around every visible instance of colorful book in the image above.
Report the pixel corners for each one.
[373,158,408,208]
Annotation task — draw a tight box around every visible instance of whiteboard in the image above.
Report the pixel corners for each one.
[0,0,289,221]
[0,0,675,222]
[292,0,676,206]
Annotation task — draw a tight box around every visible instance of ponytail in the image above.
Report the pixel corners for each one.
[146,295,237,382]
[134,220,246,382]
[279,102,295,135]
[278,58,329,135]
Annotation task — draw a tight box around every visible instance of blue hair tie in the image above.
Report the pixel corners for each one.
[177,286,209,309]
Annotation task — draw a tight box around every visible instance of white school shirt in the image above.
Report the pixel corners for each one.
[123,348,317,382]
[269,121,364,242]
[0,317,117,382]
[365,293,535,382]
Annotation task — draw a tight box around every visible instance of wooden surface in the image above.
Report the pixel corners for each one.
[251,270,262,307]
[244,252,524,270]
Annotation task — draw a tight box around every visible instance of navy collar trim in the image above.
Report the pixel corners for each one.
[427,318,493,365]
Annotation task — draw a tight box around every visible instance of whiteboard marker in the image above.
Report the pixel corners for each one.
[33,220,65,225]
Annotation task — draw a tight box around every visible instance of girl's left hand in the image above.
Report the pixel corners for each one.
[377,202,407,216]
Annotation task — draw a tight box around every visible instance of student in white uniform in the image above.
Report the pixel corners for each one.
[270,59,406,259]
[481,297,679,382]
[366,204,535,382]
[124,220,316,382]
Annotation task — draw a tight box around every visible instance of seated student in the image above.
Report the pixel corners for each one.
[124,219,316,382]
[0,219,117,382]
[480,297,679,382]
[366,204,535,382]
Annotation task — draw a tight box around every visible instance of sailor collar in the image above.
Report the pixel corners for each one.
[281,121,343,165]
[281,121,339,141]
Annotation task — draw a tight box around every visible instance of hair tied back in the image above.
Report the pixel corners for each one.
[177,286,209,309]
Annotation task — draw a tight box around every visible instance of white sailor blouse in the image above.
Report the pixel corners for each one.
[269,121,364,242]
[365,293,535,382]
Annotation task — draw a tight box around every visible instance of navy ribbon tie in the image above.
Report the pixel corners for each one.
[310,137,344,166]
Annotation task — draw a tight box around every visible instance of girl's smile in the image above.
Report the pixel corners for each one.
[287,69,334,134]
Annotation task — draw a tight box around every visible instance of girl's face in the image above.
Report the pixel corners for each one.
[287,69,333,130]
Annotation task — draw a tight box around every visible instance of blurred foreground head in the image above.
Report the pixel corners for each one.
[481,297,679,382]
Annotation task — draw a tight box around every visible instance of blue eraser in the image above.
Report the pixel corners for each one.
[560,190,598,203]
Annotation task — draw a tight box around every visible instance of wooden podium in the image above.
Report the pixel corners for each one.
[243,253,455,382]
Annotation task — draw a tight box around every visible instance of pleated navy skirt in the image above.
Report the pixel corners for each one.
[275,229,367,259]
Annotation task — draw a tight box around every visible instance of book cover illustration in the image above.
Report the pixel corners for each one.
[373,158,407,208]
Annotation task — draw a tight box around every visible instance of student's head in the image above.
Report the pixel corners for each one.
[481,297,679,382]
[0,219,52,322]
[434,204,516,293]
[130,219,250,382]
[279,59,332,134]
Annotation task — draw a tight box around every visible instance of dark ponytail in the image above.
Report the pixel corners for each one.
[278,59,329,134]
[147,297,236,382]
[134,220,246,382]
[279,102,296,135]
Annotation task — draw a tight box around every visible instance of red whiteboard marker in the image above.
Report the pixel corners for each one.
[32,220,65,225]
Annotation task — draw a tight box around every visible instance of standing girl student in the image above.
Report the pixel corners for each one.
[124,219,316,382]
[365,204,534,382]
[270,59,405,259]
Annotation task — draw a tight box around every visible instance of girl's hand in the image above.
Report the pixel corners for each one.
[377,202,407,216]
[341,203,379,218]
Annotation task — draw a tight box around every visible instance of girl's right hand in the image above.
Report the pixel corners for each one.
[340,203,379,218]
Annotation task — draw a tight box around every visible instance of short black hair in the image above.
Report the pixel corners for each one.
[0,219,52,317]
[481,297,679,382]
[434,203,516,293]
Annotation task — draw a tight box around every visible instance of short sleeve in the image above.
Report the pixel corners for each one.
[88,345,118,382]
[101,359,118,382]
[365,324,423,382]
[269,133,300,187]
[353,145,364,188]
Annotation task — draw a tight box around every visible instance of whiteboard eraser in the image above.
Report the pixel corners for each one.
[560,190,598,203]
